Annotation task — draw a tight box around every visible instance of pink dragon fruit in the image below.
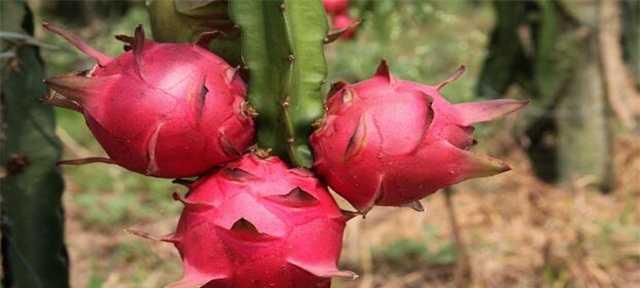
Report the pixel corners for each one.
[323,0,349,15]
[43,23,254,178]
[165,153,355,287]
[310,60,528,213]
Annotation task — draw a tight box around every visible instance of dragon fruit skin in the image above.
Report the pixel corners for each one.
[167,154,355,288]
[323,0,349,15]
[310,61,528,213]
[43,23,254,178]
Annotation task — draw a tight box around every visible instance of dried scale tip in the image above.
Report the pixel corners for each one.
[254,148,273,159]
[125,228,177,243]
[435,65,466,91]
[310,60,527,213]
[167,154,355,287]
[340,209,361,221]
[240,102,259,118]
[42,89,82,112]
[194,31,224,48]
[57,157,116,166]
[328,15,359,41]
[401,200,425,212]
[42,22,255,178]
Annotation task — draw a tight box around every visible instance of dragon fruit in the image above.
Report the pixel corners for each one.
[166,153,355,287]
[331,14,357,39]
[43,23,254,178]
[323,0,349,15]
[310,60,528,213]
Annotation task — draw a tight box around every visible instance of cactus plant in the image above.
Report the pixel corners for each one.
[1,0,69,287]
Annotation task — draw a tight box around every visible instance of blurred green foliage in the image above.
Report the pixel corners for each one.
[327,0,492,104]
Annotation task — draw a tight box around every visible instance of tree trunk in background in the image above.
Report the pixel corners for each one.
[551,1,613,189]
[1,1,69,287]
[477,0,613,190]
[555,33,612,189]
[477,0,561,182]
[622,0,640,86]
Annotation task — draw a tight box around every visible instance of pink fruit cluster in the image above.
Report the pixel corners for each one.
[44,20,526,288]
[323,0,357,39]
[43,23,254,178]
[167,154,354,287]
[44,23,352,288]
[310,61,528,213]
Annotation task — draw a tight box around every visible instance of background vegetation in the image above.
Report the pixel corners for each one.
[8,0,640,287]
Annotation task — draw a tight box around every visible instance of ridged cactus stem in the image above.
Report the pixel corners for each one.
[1,0,69,286]
[281,0,328,167]
[229,0,290,160]
[230,0,327,167]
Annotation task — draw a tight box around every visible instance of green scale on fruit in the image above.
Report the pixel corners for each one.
[147,0,243,66]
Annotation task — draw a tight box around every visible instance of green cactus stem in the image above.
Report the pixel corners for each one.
[229,0,328,167]
[228,0,291,161]
[282,0,329,167]
[1,0,69,287]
